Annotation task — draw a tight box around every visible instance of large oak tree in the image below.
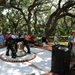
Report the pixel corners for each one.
[1,0,75,38]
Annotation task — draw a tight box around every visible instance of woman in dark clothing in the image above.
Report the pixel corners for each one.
[42,34,48,47]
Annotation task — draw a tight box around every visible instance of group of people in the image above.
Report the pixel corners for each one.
[0,32,4,47]
[0,31,58,48]
[0,31,75,56]
[0,32,35,47]
[5,33,31,58]
[0,32,34,58]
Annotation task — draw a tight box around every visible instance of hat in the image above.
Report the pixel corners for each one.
[71,30,75,35]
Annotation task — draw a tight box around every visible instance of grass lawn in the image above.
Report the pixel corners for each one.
[50,41,68,46]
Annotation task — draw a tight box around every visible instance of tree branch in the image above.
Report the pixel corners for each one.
[59,13,75,19]
[58,0,62,8]
[9,2,28,23]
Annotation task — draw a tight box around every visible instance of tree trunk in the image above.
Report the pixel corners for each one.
[27,22,31,34]
[45,12,58,38]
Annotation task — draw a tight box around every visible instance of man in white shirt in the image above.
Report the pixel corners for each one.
[11,33,17,39]
[54,33,58,45]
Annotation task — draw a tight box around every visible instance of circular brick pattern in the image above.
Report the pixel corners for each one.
[0,53,36,63]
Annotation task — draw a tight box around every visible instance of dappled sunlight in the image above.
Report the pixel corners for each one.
[29,49,52,72]
[0,47,52,75]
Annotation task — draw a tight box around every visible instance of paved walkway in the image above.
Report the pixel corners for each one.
[0,47,52,75]
[0,45,74,75]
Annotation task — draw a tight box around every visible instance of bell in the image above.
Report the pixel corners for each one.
[16,42,26,57]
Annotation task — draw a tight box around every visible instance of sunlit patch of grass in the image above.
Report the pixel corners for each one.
[59,42,68,46]
[49,42,68,46]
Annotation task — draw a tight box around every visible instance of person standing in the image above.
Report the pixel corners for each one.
[30,33,34,44]
[71,31,75,56]
[68,32,73,49]
[11,33,17,39]
[5,33,9,46]
[0,32,4,47]
[54,33,59,45]
[42,34,48,47]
